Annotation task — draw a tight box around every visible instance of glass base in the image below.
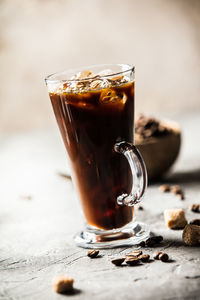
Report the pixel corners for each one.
[74,221,150,249]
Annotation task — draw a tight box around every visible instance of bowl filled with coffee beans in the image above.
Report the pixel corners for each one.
[135,114,181,181]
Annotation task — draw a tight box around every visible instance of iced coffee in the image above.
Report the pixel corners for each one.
[49,69,135,230]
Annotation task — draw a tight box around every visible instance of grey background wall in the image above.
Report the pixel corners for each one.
[0,0,200,133]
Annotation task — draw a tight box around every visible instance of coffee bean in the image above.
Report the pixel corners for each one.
[145,241,155,247]
[137,205,144,210]
[160,184,185,198]
[125,257,140,266]
[126,250,143,257]
[152,236,163,243]
[139,241,146,247]
[159,184,170,193]
[111,257,125,266]
[189,219,200,226]
[150,236,163,243]
[158,253,169,262]
[125,255,138,260]
[178,193,185,200]
[145,238,156,247]
[156,236,163,243]
[190,204,200,213]
[153,251,162,260]
[170,185,182,195]
[87,250,99,258]
[139,254,150,262]
[145,236,163,247]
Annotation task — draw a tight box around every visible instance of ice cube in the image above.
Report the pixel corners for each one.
[90,79,103,90]
[98,69,113,76]
[100,89,127,104]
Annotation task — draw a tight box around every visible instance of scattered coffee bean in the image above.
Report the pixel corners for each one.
[178,193,185,200]
[145,238,155,247]
[158,253,169,262]
[139,241,146,247]
[170,185,182,195]
[145,236,163,247]
[159,184,170,193]
[159,184,185,199]
[87,250,99,258]
[189,204,200,213]
[137,205,144,210]
[111,257,125,266]
[126,250,143,257]
[139,254,150,262]
[154,236,163,243]
[153,251,162,260]
[53,275,74,294]
[125,256,140,266]
[189,219,200,226]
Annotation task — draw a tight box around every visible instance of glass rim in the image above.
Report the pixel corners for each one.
[45,63,135,83]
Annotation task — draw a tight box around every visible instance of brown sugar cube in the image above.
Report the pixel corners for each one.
[182,224,200,246]
[164,208,187,229]
[53,275,74,294]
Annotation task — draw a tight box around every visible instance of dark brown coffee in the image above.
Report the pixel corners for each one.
[49,79,134,230]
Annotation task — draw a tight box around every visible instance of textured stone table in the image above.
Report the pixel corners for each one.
[0,112,200,300]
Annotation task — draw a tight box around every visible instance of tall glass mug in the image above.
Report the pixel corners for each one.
[45,64,149,248]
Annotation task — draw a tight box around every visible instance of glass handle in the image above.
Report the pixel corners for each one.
[114,141,147,206]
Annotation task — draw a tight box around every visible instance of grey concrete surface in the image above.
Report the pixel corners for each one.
[0,112,200,299]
